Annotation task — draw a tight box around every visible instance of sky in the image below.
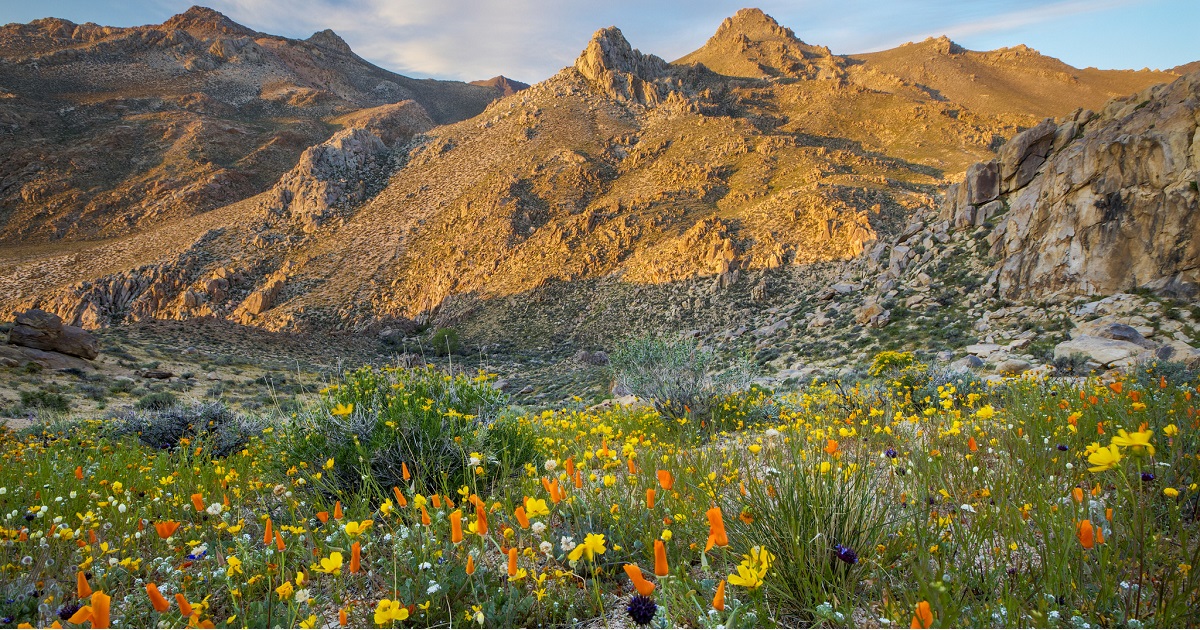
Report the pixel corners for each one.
[0,0,1195,83]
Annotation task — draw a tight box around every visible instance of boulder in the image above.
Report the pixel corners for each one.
[854,302,889,327]
[951,355,985,370]
[0,344,93,371]
[1074,321,1153,348]
[995,358,1032,376]
[7,309,99,360]
[1054,335,1148,367]
[963,160,999,205]
[1155,340,1200,368]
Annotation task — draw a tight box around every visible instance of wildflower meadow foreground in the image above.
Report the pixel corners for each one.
[1,353,1198,628]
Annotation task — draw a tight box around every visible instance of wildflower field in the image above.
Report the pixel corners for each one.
[2,355,1199,628]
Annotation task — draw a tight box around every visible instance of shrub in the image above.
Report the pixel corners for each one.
[610,335,751,419]
[110,401,261,456]
[429,327,461,356]
[137,391,178,410]
[868,350,917,376]
[1054,352,1092,376]
[291,365,537,496]
[19,389,69,413]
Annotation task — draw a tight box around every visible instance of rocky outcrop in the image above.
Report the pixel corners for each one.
[6,308,99,359]
[267,101,434,232]
[942,71,1200,298]
[574,27,669,105]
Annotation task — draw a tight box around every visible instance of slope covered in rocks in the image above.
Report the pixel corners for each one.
[0,6,501,243]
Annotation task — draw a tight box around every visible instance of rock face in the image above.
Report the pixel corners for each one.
[574,27,669,105]
[943,71,1200,299]
[7,309,99,359]
[267,101,435,232]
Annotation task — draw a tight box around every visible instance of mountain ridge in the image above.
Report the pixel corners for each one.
[0,8,1191,357]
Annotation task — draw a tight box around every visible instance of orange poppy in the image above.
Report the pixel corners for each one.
[1077,519,1095,549]
[646,488,656,509]
[402,462,411,481]
[333,501,344,520]
[350,542,362,573]
[393,486,407,507]
[175,594,193,617]
[706,506,729,548]
[190,493,204,512]
[911,601,933,629]
[431,495,442,509]
[275,529,286,552]
[713,580,726,611]
[565,457,575,477]
[466,554,476,575]
[339,609,348,626]
[420,505,431,527]
[263,518,274,545]
[507,547,518,577]
[1072,488,1084,503]
[623,564,656,596]
[514,506,530,529]
[656,470,673,491]
[825,439,839,455]
[475,502,488,535]
[1109,382,1123,394]
[74,466,83,480]
[967,437,978,452]
[317,511,330,524]
[451,509,464,542]
[654,540,669,577]
[77,571,92,599]
[146,583,171,613]
[154,521,180,540]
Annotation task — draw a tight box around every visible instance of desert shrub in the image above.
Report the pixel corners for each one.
[19,389,69,413]
[290,365,537,496]
[868,350,917,376]
[137,391,178,410]
[1054,352,1092,376]
[911,365,983,408]
[429,327,461,356]
[110,401,261,456]
[1129,358,1199,390]
[610,335,751,419]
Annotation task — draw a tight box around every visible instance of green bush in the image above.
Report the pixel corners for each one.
[19,389,69,413]
[291,365,537,496]
[429,327,461,356]
[137,391,178,410]
[610,335,751,419]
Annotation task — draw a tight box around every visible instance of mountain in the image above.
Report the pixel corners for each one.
[470,75,530,97]
[0,8,1188,355]
[0,6,501,243]
[849,36,1178,121]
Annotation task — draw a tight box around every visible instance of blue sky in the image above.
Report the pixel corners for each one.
[1,0,1195,82]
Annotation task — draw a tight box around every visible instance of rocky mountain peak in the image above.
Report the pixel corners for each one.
[161,6,256,37]
[307,28,353,54]
[573,26,669,104]
[574,26,668,84]
[711,8,799,44]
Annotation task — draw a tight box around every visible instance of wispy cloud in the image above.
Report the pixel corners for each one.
[7,0,1187,81]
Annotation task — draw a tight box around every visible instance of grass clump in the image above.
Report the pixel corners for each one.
[110,401,262,456]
